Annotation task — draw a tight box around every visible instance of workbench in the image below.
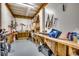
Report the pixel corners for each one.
[16,31,29,40]
[6,31,30,44]
[33,33,79,56]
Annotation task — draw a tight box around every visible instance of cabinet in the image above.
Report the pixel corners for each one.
[17,32,29,40]
[7,34,14,44]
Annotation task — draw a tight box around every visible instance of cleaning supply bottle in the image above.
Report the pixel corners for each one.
[67,32,73,41]
[73,36,78,43]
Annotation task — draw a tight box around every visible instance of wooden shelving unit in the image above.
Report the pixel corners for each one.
[32,15,40,33]
[34,33,79,56]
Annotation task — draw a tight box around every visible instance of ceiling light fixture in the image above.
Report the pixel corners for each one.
[17,3,35,9]
[25,3,36,6]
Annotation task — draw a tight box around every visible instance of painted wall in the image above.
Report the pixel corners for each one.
[0,3,1,29]
[1,3,15,31]
[15,18,32,32]
[45,3,79,33]
[1,4,32,32]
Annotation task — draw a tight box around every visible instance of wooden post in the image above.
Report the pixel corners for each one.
[68,36,78,56]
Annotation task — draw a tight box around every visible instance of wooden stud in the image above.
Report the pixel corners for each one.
[5,3,15,17]
[32,3,48,18]
[14,14,33,19]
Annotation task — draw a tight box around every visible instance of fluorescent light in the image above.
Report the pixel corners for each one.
[45,9,55,15]
[17,3,35,9]
[25,3,36,6]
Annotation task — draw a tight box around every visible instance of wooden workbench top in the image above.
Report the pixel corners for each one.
[34,33,79,50]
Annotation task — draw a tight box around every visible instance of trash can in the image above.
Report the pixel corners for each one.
[38,44,53,56]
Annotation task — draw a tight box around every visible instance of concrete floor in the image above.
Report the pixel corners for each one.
[8,39,44,56]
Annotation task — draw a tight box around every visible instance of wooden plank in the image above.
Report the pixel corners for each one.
[44,38,57,55]
[34,33,79,50]
[51,41,58,56]
[17,32,29,40]
[32,3,48,18]
[7,34,14,44]
[57,43,67,56]
[14,14,33,19]
[5,3,15,17]
[68,36,78,56]
[68,47,75,56]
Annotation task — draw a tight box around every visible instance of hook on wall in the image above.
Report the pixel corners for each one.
[62,4,66,12]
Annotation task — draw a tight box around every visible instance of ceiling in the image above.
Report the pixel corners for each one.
[6,3,48,19]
